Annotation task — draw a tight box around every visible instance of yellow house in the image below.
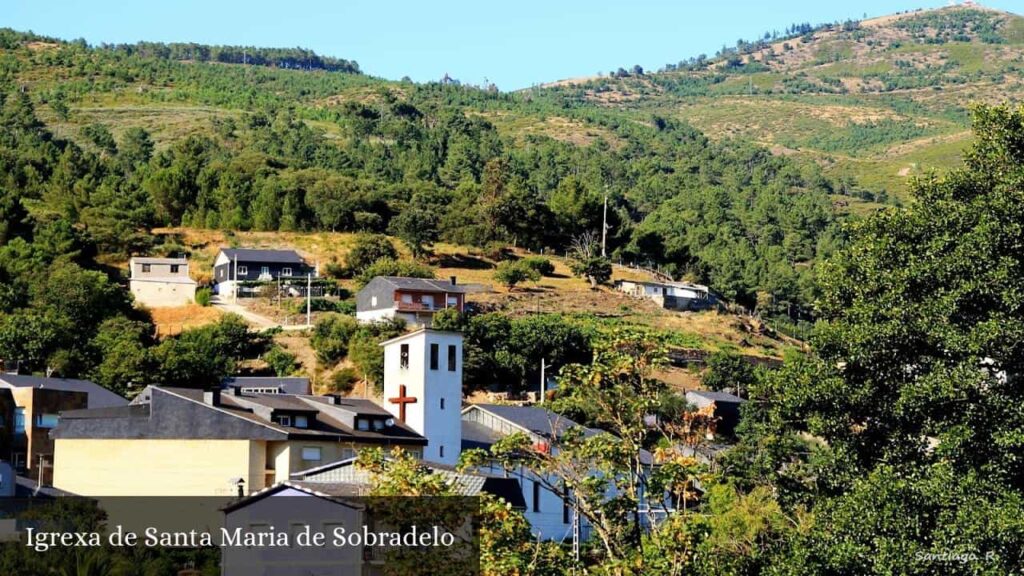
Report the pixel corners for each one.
[51,386,426,496]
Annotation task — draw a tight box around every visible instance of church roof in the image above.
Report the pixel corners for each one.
[222,376,311,395]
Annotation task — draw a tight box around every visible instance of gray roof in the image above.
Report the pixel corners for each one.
[54,386,426,445]
[219,248,306,264]
[465,404,654,466]
[376,276,466,293]
[686,390,746,404]
[291,457,526,507]
[0,375,127,409]
[469,404,593,440]
[130,257,188,265]
[222,376,311,395]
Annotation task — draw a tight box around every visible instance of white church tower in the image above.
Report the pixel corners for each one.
[380,328,463,465]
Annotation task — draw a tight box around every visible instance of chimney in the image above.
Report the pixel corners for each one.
[325,394,342,405]
[449,276,457,286]
[203,389,221,406]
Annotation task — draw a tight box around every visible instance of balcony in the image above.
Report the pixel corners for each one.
[395,301,442,312]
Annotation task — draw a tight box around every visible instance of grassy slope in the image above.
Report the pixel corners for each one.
[152,227,797,361]
[534,6,1024,201]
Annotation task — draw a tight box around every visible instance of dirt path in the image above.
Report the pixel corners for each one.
[211,296,310,331]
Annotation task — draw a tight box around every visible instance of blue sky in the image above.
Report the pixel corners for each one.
[5,1,1020,90]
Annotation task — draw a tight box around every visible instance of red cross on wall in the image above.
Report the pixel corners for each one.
[388,385,417,422]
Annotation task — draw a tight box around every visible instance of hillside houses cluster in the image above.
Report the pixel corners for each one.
[1,243,747,570]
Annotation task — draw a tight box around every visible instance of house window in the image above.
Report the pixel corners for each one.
[401,293,413,304]
[14,408,25,434]
[294,415,309,429]
[276,415,292,427]
[447,345,457,372]
[261,266,270,276]
[36,414,59,429]
[170,264,180,274]
[282,267,292,276]
[371,296,378,307]
[422,294,434,309]
[301,447,322,462]
[400,344,409,369]
[142,264,151,273]
[430,343,439,370]
[372,419,385,431]
[532,481,541,513]
[237,265,248,276]
[447,295,458,307]
[440,397,445,410]
[356,418,370,431]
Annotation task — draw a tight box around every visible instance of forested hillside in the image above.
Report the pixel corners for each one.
[0,27,844,317]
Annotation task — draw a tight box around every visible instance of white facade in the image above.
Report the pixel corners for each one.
[380,329,463,466]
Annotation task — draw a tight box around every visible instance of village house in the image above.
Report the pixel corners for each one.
[615,279,716,311]
[356,277,466,327]
[685,390,746,438]
[50,386,426,496]
[213,248,316,298]
[0,374,127,482]
[221,376,312,396]
[128,256,198,307]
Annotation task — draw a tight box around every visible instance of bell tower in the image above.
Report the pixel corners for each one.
[380,328,463,465]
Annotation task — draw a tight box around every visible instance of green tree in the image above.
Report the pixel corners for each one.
[493,260,539,290]
[732,104,1024,574]
[346,233,397,275]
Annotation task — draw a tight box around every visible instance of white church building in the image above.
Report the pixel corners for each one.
[236,327,655,543]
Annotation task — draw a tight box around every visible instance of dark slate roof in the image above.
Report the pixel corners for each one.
[222,376,311,395]
[686,390,746,404]
[377,276,467,293]
[219,248,306,264]
[0,375,127,409]
[54,386,426,445]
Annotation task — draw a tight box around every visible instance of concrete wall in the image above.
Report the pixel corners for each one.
[130,279,197,307]
[53,438,262,496]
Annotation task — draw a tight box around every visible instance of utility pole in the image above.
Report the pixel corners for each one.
[233,254,238,303]
[539,359,547,404]
[306,273,312,327]
[601,192,608,257]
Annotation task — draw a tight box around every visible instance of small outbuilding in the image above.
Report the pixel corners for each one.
[129,256,197,308]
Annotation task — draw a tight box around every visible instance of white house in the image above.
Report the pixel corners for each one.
[128,257,197,308]
[615,279,715,311]
[379,329,464,465]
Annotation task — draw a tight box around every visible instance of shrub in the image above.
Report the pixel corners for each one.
[265,345,297,376]
[346,234,398,275]
[483,241,513,261]
[494,260,540,290]
[195,287,212,307]
[311,313,359,364]
[521,256,555,276]
[329,367,360,394]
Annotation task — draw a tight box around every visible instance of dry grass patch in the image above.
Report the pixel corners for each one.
[148,304,222,337]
